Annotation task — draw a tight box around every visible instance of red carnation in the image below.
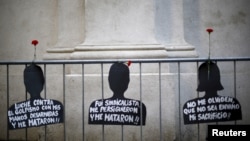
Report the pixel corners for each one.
[31,40,39,46]
[127,60,131,67]
[206,28,213,34]
[125,60,132,67]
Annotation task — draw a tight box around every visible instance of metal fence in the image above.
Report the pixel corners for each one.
[0,57,250,141]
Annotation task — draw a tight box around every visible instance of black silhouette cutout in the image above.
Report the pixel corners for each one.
[89,63,147,125]
[183,61,242,124]
[8,64,64,129]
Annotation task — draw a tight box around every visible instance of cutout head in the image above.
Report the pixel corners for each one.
[108,63,130,97]
[24,64,44,98]
[197,61,224,92]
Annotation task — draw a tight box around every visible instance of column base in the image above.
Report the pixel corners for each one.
[70,44,168,60]
[43,47,74,60]
[165,44,198,58]
[43,44,198,60]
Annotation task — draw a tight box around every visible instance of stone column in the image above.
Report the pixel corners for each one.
[70,0,167,59]
[44,0,197,60]
[43,0,84,60]
[164,0,197,57]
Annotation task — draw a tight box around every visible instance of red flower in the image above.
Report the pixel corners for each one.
[125,60,132,67]
[127,60,131,67]
[206,28,213,34]
[31,40,39,46]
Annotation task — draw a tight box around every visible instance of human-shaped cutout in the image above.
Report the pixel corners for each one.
[8,64,64,129]
[183,61,242,124]
[88,62,147,125]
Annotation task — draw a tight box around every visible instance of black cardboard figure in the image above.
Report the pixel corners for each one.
[8,64,64,129]
[183,61,242,124]
[88,62,147,125]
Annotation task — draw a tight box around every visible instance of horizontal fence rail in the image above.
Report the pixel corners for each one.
[1,57,250,64]
[0,57,250,141]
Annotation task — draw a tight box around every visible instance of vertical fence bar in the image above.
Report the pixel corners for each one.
[82,64,85,141]
[6,64,9,141]
[63,64,66,141]
[159,62,162,141]
[101,63,105,141]
[233,60,237,125]
[139,62,143,141]
[25,64,28,141]
[121,125,124,141]
[214,61,218,126]
[44,64,47,141]
[196,62,200,141]
[178,62,181,141]
[233,61,237,101]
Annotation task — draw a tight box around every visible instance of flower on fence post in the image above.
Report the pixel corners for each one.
[125,60,132,67]
[206,28,214,59]
[206,28,213,80]
[31,40,39,61]
[206,28,213,34]
[32,40,39,46]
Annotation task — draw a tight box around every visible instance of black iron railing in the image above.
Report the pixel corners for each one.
[0,57,250,141]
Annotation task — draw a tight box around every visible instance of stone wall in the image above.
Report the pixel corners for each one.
[0,0,250,141]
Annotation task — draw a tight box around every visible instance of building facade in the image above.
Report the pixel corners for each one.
[0,0,250,140]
